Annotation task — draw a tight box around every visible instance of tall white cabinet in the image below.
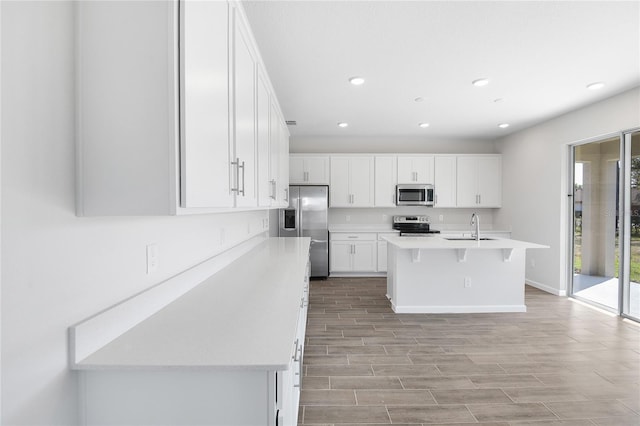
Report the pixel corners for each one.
[76,0,288,216]
[374,156,398,207]
[434,156,457,208]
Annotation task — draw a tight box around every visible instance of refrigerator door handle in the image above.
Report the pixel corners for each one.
[310,239,328,244]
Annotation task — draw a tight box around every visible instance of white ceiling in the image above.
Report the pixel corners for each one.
[243,1,640,140]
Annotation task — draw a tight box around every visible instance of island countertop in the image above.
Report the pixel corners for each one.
[384,235,549,250]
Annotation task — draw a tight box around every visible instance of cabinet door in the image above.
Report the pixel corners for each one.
[352,242,376,271]
[180,1,233,208]
[289,157,306,184]
[278,118,290,206]
[329,158,351,207]
[477,156,502,207]
[397,157,416,183]
[256,68,272,207]
[233,11,257,208]
[269,99,280,204]
[434,156,457,207]
[305,157,330,184]
[330,242,353,272]
[456,156,478,207]
[375,156,397,207]
[397,157,434,184]
[349,157,374,207]
[377,241,388,272]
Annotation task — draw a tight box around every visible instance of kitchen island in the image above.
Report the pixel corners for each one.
[384,235,548,313]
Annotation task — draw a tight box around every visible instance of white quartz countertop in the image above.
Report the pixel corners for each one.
[75,238,311,371]
[384,235,549,250]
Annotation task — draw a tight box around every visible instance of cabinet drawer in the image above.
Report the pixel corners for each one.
[330,233,376,241]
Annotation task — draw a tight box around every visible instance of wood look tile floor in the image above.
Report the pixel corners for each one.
[299,277,640,425]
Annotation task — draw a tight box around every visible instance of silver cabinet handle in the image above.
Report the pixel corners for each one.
[304,171,309,182]
[478,194,481,204]
[270,179,276,200]
[292,338,300,361]
[435,194,438,204]
[231,158,241,194]
[293,344,303,388]
[239,160,245,196]
[284,188,289,202]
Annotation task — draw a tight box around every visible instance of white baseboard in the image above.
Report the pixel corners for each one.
[392,304,527,314]
[526,279,566,296]
[329,272,387,278]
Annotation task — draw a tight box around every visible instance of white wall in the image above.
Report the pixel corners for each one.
[1,2,268,424]
[291,135,497,154]
[495,87,640,295]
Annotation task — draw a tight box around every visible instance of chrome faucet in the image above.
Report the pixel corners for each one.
[470,213,480,241]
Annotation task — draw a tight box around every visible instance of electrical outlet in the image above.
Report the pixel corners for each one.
[382,214,388,221]
[464,277,471,288]
[146,244,159,275]
[530,258,536,268]
[346,215,351,222]
[439,214,444,222]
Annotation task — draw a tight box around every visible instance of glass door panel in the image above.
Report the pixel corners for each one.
[625,130,640,320]
[572,137,621,311]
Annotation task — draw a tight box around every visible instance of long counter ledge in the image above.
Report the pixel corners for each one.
[71,237,311,371]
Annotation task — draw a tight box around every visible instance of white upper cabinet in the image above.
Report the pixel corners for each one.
[433,156,457,208]
[232,6,258,208]
[180,1,233,209]
[256,67,272,207]
[397,156,434,184]
[289,156,330,184]
[76,0,287,215]
[374,156,397,207]
[330,156,374,207]
[456,155,502,207]
[271,99,290,207]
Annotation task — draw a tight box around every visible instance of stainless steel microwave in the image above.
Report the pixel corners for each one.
[396,184,434,206]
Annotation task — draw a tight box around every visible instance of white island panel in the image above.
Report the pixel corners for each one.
[385,236,548,313]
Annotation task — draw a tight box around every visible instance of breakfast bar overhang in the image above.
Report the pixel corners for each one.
[384,236,549,314]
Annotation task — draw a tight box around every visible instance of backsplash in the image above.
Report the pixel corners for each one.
[328,207,503,231]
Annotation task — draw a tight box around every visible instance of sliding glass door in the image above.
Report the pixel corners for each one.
[571,136,621,311]
[571,128,640,321]
[623,130,640,320]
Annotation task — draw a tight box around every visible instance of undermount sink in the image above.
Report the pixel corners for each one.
[445,237,494,241]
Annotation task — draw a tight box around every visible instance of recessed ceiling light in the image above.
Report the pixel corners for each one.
[498,123,510,129]
[418,122,430,128]
[493,98,504,103]
[349,77,365,86]
[337,122,349,128]
[586,81,605,90]
[414,97,425,103]
[472,78,489,87]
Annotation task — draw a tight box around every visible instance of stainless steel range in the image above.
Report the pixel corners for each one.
[392,215,441,236]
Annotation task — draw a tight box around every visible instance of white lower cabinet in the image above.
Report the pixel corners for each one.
[330,233,377,273]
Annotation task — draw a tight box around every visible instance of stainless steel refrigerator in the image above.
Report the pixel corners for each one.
[279,185,329,278]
